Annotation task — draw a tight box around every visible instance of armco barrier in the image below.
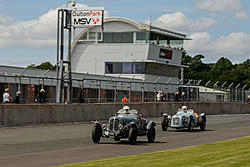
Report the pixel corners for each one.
[0,102,249,127]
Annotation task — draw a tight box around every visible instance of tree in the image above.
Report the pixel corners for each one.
[27,62,56,70]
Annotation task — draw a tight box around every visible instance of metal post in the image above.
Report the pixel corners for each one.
[67,10,72,104]
[18,67,28,91]
[205,80,211,87]
[180,68,184,85]
[56,9,65,103]
[128,75,135,102]
[235,83,241,102]
[42,69,50,89]
[228,83,234,102]
[154,77,160,102]
[242,84,247,103]
[56,9,60,102]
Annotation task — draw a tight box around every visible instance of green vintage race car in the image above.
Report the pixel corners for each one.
[92,106,156,145]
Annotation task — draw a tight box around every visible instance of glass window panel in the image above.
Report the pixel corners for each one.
[105,62,113,74]
[122,62,132,74]
[112,32,123,43]
[103,33,112,43]
[113,63,122,73]
[89,32,96,40]
[97,32,102,40]
[122,32,133,43]
[133,63,145,74]
[136,32,146,40]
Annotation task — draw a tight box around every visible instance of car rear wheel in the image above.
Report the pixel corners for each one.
[188,116,194,132]
[128,127,137,145]
[147,126,156,143]
[161,116,168,131]
[92,124,102,143]
[200,117,206,131]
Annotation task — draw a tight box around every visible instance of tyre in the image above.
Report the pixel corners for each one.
[128,126,137,145]
[161,116,168,131]
[92,124,102,143]
[200,117,206,131]
[147,126,156,143]
[187,116,194,132]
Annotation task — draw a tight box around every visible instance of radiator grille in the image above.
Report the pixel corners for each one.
[109,118,119,131]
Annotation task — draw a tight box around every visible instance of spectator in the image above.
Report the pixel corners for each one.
[175,91,180,101]
[247,95,250,104]
[122,96,128,103]
[156,91,161,102]
[13,91,21,104]
[181,92,186,101]
[78,88,85,103]
[3,88,11,103]
[163,92,168,102]
[38,89,46,103]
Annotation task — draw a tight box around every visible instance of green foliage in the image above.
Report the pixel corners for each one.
[182,52,250,88]
[55,136,250,167]
[27,62,56,70]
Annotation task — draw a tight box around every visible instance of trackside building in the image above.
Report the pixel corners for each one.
[71,17,189,93]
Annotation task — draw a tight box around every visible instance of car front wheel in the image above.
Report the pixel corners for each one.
[128,127,137,145]
[92,124,102,143]
[200,117,206,131]
[147,127,156,143]
[188,116,194,132]
[161,116,168,131]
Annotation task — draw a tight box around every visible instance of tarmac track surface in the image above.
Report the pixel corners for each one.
[0,114,250,167]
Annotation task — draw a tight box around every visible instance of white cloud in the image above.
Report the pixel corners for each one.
[184,32,250,62]
[0,4,109,49]
[195,0,248,19]
[153,12,216,32]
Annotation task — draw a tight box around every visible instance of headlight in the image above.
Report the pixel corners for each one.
[118,124,123,130]
[168,115,172,119]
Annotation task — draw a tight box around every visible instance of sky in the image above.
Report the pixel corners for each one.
[0,0,250,67]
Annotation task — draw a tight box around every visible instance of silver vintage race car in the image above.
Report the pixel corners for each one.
[161,106,206,132]
[92,106,156,145]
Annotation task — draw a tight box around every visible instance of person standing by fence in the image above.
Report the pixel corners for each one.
[122,96,128,103]
[3,88,11,103]
[13,91,21,104]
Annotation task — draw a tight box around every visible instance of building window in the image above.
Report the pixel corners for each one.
[122,32,133,43]
[122,62,132,74]
[105,62,146,74]
[145,63,179,77]
[113,62,122,73]
[112,32,123,43]
[89,32,96,40]
[103,32,113,43]
[102,32,133,43]
[133,63,145,74]
[105,62,113,73]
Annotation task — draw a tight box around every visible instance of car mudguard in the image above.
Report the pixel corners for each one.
[147,121,156,130]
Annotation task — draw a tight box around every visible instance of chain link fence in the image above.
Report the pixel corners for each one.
[0,74,249,104]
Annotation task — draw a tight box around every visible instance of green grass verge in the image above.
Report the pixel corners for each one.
[54,136,250,167]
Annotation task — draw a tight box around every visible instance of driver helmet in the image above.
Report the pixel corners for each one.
[123,106,130,113]
[182,106,188,112]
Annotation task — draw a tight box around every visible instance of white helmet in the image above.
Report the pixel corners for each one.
[182,106,187,111]
[123,106,130,111]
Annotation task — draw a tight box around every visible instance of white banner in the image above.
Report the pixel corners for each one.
[72,10,104,27]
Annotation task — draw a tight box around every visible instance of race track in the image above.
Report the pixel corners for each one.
[0,114,250,167]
